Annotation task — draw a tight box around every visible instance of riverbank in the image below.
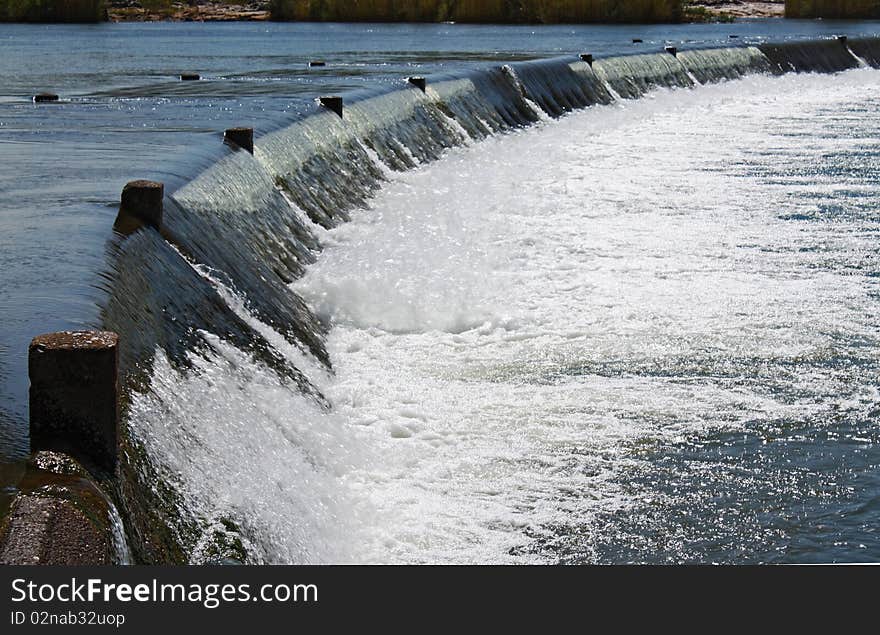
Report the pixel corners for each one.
[108,1,269,21]
[690,1,784,19]
[270,0,683,23]
[102,1,784,23]
[0,0,105,22]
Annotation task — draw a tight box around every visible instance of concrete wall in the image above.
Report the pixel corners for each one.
[785,0,880,18]
[0,0,107,22]
[270,0,683,23]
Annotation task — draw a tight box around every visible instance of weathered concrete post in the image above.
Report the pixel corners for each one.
[320,96,344,118]
[408,76,427,92]
[180,73,200,81]
[224,127,254,154]
[33,93,59,103]
[665,46,678,57]
[580,54,593,67]
[115,180,164,231]
[29,331,120,476]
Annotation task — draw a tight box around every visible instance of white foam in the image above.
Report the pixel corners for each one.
[298,68,880,562]
[135,68,880,563]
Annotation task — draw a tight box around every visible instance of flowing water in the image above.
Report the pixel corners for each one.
[4,19,880,454]
[126,68,880,564]
[1,20,880,563]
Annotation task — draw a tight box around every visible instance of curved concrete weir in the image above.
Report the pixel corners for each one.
[47,36,880,563]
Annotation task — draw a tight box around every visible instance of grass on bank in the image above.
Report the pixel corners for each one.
[784,0,880,18]
[1,1,746,24]
[268,0,685,23]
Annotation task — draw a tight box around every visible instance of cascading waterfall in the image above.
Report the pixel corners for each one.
[102,38,880,564]
[848,36,880,66]
[591,52,694,98]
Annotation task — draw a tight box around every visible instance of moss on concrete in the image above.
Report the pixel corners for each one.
[0,452,116,565]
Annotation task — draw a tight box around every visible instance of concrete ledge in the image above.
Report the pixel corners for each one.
[0,452,116,565]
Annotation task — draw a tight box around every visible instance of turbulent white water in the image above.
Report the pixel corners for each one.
[131,68,880,564]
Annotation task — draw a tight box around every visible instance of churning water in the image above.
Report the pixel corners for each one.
[128,69,880,564]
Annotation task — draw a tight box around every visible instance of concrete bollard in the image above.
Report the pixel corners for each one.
[309,60,327,67]
[224,127,254,154]
[115,180,164,231]
[180,73,200,81]
[29,331,119,476]
[580,54,594,67]
[320,96,344,118]
[33,93,59,103]
[407,76,427,92]
[665,46,677,57]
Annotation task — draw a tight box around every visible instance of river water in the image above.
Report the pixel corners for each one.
[1,19,879,562]
[125,66,880,564]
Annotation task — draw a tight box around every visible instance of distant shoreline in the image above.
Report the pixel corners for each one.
[0,1,786,24]
[104,2,784,23]
[108,2,270,22]
[692,2,784,19]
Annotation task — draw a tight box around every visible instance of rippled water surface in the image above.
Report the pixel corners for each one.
[2,19,880,452]
[127,69,880,564]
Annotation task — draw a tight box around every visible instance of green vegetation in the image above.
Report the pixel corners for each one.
[140,0,171,11]
[682,4,735,22]
[270,0,683,23]
[785,0,880,18]
[135,1,253,11]
[0,0,692,23]
[0,0,107,22]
